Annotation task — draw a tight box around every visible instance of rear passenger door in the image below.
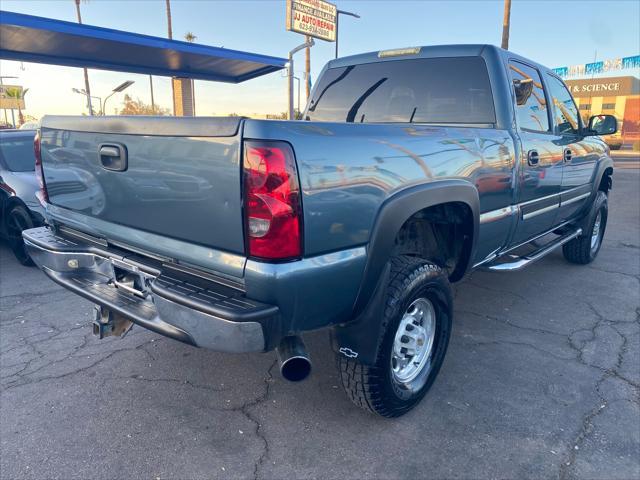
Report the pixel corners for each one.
[508,60,563,245]
[544,73,596,223]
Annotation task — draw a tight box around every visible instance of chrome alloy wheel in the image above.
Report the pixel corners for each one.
[391,297,436,384]
[591,211,602,252]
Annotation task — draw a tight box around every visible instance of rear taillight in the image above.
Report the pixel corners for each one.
[243,141,302,260]
[33,131,48,204]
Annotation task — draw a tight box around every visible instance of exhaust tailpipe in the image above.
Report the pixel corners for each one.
[276,336,311,382]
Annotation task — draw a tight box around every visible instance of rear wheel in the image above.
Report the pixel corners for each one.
[563,191,608,265]
[337,256,452,417]
[6,204,35,266]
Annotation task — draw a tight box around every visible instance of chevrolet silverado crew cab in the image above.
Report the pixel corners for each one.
[24,45,617,417]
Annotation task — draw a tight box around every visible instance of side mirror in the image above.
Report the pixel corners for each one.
[586,114,618,136]
[513,78,534,106]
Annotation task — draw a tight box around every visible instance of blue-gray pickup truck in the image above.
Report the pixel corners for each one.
[24,45,618,417]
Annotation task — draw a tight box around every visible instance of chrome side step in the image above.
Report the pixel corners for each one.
[483,228,582,272]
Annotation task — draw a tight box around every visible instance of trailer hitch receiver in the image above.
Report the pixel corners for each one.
[92,305,134,339]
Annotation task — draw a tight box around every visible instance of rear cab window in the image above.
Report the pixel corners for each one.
[305,56,496,124]
[0,134,36,172]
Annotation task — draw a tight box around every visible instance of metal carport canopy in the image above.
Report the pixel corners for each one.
[0,11,287,83]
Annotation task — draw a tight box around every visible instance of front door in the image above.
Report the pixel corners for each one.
[544,73,597,224]
[508,60,564,245]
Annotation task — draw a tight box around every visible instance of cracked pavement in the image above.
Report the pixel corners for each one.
[1,170,638,479]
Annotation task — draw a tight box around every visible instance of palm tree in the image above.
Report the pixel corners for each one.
[17,88,28,125]
[184,32,196,43]
[74,0,93,115]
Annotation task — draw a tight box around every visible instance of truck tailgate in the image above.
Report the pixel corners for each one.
[39,116,245,254]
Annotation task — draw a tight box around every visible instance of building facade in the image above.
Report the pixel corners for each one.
[565,76,640,149]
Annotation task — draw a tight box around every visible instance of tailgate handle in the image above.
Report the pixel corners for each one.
[99,143,127,171]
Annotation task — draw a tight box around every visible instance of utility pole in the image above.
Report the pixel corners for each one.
[501,0,512,50]
[74,0,93,115]
[166,0,173,38]
[305,35,311,100]
[289,39,314,120]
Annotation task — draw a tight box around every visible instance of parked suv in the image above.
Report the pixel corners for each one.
[24,45,616,416]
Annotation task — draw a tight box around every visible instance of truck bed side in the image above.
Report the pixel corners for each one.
[245,119,517,263]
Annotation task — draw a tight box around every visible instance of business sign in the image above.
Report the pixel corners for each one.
[286,0,337,42]
[0,85,25,110]
[553,55,640,79]
[565,76,640,97]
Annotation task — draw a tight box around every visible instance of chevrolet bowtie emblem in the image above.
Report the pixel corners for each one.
[339,347,358,358]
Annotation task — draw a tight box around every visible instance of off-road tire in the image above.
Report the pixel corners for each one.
[6,204,35,266]
[337,256,452,417]
[563,191,608,265]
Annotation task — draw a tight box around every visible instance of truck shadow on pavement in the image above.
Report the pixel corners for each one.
[1,172,638,480]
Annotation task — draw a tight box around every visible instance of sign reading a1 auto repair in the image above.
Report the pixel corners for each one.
[286,0,337,42]
[0,85,25,110]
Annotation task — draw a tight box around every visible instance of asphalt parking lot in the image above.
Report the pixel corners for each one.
[1,170,638,480]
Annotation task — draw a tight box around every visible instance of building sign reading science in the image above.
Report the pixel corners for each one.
[286,0,337,42]
[565,77,639,97]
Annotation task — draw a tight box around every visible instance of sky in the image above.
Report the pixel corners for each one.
[1,0,639,120]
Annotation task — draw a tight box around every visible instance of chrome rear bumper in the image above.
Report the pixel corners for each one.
[23,227,279,352]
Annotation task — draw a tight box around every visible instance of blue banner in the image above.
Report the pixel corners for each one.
[622,55,640,69]
[585,61,604,75]
[553,54,639,78]
[552,67,569,78]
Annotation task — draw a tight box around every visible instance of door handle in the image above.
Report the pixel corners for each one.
[99,143,127,171]
[527,149,539,166]
[563,148,573,162]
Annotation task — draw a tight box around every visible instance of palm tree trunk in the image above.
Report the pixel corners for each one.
[82,69,93,115]
[75,0,93,115]
[149,75,156,114]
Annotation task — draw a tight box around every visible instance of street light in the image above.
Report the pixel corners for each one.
[279,70,301,116]
[72,87,89,111]
[102,80,134,115]
[71,88,94,115]
[288,38,315,120]
[72,87,104,115]
[335,10,360,59]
